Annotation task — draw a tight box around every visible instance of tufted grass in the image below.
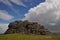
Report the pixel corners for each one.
[0,34,60,40]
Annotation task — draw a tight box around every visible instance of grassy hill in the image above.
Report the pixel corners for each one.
[1,20,60,40]
[0,34,60,40]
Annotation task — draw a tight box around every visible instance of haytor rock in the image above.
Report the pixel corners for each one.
[5,20,50,35]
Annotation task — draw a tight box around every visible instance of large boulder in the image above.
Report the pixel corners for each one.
[5,20,50,35]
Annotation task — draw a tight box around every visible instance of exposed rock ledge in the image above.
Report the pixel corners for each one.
[5,20,51,35]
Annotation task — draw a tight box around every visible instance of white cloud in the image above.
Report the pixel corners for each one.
[23,0,60,25]
[25,0,33,2]
[0,0,26,7]
[11,0,26,7]
[0,23,8,34]
[22,0,60,33]
[0,10,14,20]
[0,0,26,16]
[0,0,12,6]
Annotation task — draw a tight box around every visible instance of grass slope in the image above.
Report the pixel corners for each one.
[0,34,60,40]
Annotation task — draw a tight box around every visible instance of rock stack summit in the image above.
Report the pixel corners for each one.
[5,20,50,35]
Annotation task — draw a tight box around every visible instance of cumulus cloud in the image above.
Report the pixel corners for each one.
[0,23,8,34]
[23,0,60,33]
[0,10,14,20]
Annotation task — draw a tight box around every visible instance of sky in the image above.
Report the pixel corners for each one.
[0,0,60,34]
[0,0,45,34]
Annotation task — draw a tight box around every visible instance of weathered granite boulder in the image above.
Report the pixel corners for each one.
[5,20,50,35]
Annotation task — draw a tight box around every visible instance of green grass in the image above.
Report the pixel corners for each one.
[0,34,60,40]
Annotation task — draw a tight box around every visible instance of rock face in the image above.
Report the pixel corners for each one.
[5,20,50,35]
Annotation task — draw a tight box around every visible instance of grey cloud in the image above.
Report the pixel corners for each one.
[0,24,8,34]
